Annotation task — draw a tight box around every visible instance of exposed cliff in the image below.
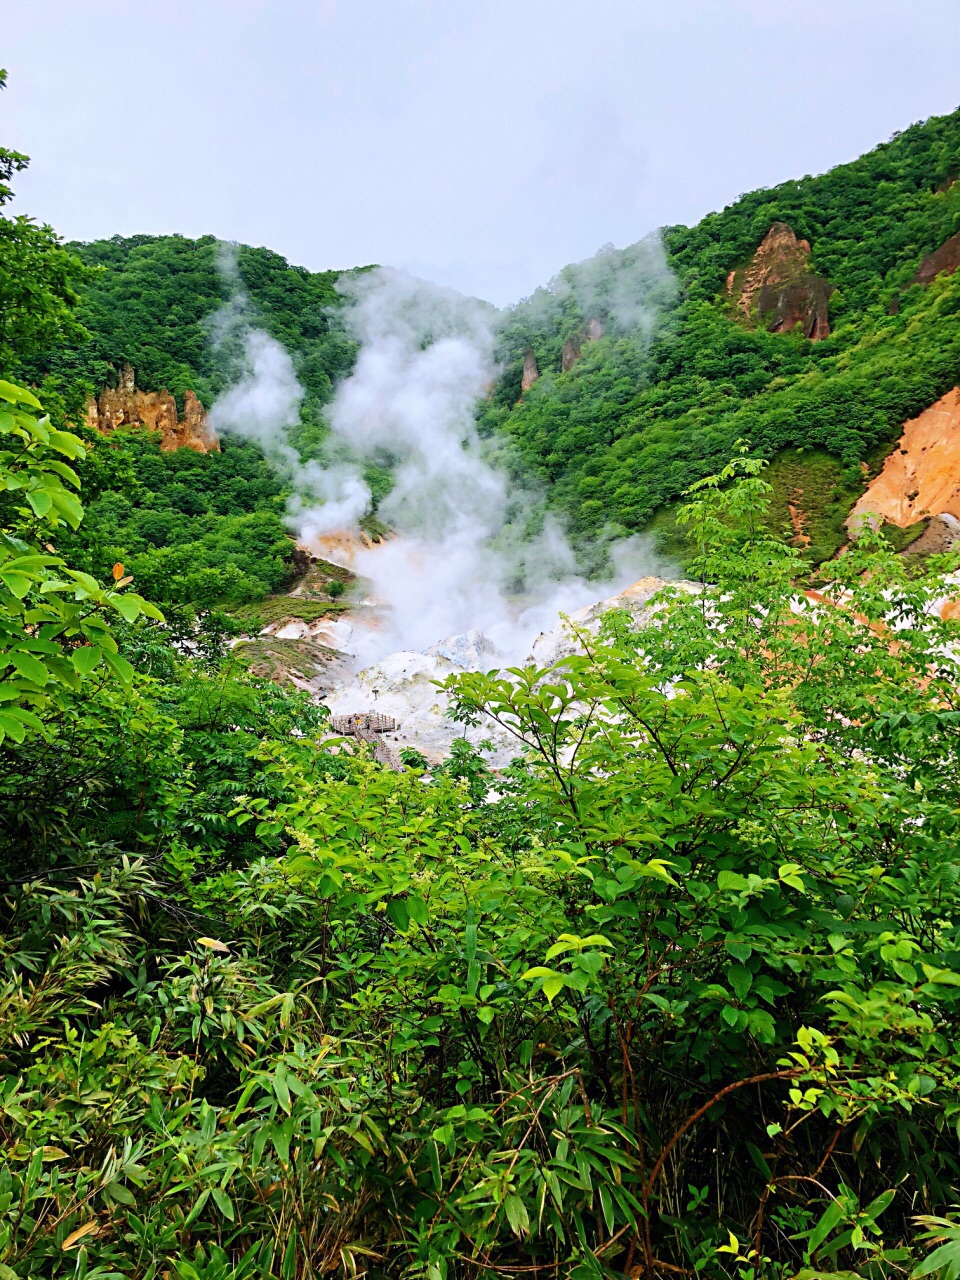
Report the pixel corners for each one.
[727,222,833,340]
[912,230,960,285]
[560,318,605,373]
[84,363,219,453]
[520,347,539,392]
[848,387,960,532]
[561,336,581,372]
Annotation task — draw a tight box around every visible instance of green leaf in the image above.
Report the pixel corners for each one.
[386,898,409,931]
[47,429,86,459]
[102,649,134,683]
[112,594,141,623]
[779,863,807,891]
[71,645,103,677]
[407,894,428,926]
[181,1189,210,1228]
[211,1186,235,1221]
[805,1198,846,1256]
[104,1180,136,1207]
[718,870,749,891]
[9,650,48,685]
[727,964,753,999]
[911,1239,960,1279]
[428,1139,442,1190]
[599,1184,616,1235]
[543,975,565,1002]
[504,1193,530,1238]
[862,1190,895,1223]
[26,489,52,516]
[273,1067,292,1114]
[0,571,31,598]
[50,489,83,529]
[0,379,42,407]
[0,713,26,743]
[271,1116,295,1163]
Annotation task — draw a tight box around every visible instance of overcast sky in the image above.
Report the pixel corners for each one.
[4,0,958,306]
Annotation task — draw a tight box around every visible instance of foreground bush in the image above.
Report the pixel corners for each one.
[3,448,960,1278]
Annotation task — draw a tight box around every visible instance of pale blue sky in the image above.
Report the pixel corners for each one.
[5,0,958,304]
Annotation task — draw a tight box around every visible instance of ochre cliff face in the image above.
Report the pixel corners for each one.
[728,222,833,341]
[84,364,219,454]
[559,319,604,375]
[848,387,960,529]
[520,348,539,392]
[561,336,581,372]
[912,231,960,286]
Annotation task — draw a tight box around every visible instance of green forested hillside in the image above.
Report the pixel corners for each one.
[39,234,361,424]
[58,432,291,605]
[32,107,960,573]
[26,234,370,608]
[485,106,960,556]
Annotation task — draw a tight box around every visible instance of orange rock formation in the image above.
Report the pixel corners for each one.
[559,319,604,374]
[848,387,960,529]
[520,348,539,392]
[912,231,960,286]
[84,364,219,454]
[728,222,833,341]
[561,336,581,372]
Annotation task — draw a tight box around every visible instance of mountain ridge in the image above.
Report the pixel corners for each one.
[39,103,960,582]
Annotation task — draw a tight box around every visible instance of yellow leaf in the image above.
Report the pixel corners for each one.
[42,1146,68,1160]
[197,936,230,952]
[112,562,124,580]
[63,1221,99,1249]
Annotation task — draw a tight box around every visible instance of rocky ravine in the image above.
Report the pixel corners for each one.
[320,575,682,766]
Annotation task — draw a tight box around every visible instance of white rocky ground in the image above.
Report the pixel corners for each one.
[321,575,680,765]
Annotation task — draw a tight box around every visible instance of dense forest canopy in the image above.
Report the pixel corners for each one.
[40,234,360,418]
[23,234,371,609]
[3,68,960,1280]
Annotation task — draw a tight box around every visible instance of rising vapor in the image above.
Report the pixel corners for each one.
[208,244,676,662]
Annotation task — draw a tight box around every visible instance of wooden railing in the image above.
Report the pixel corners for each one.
[329,712,405,771]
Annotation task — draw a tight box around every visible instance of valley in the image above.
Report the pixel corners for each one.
[3,66,960,1279]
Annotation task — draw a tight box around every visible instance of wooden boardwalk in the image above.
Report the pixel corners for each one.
[329,712,405,771]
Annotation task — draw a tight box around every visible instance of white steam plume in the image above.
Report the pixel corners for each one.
[208,247,675,664]
[206,247,371,532]
[509,231,676,336]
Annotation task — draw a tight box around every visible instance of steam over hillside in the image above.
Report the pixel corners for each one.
[208,247,676,658]
[42,102,960,612]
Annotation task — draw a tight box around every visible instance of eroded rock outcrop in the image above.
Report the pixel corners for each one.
[559,319,605,374]
[848,387,960,532]
[727,222,833,341]
[84,364,219,454]
[520,347,539,392]
[561,336,581,372]
[912,231,960,286]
